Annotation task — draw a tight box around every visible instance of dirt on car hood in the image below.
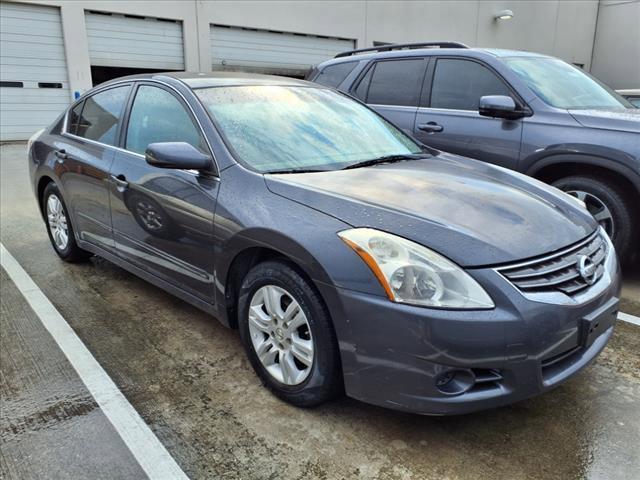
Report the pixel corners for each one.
[266,153,597,267]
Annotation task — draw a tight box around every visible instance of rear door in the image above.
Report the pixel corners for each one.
[58,84,131,251]
[414,57,522,169]
[108,82,219,302]
[352,58,428,136]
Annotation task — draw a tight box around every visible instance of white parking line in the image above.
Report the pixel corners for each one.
[619,311,640,327]
[0,244,189,480]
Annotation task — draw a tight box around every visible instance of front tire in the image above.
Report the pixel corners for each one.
[552,175,637,262]
[237,260,342,407]
[42,183,91,262]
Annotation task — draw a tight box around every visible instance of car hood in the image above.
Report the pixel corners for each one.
[265,154,597,267]
[569,108,640,133]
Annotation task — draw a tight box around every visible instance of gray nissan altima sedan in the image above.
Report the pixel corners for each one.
[28,72,621,415]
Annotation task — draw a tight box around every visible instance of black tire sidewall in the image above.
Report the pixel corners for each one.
[42,183,88,261]
[238,260,341,406]
[552,175,636,260]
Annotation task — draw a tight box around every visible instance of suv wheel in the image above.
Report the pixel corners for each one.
[43,183,91,262]
[237,260,342,407]
[552,175,636,261]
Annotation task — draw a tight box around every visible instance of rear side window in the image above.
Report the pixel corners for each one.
[125,85,207,155]
[313,62,357,88]
[75,86,130,145]
[429,59,511,110]
[361,59,426,107]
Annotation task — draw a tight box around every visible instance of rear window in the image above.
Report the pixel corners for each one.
[75,86,130,146]
[313,62,357,88]
[356,59,426,107]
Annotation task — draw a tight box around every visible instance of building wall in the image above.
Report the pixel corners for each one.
[8,0,605,102]
[591,0,640,90]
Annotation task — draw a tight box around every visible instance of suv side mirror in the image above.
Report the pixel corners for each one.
[145,142,212,171]
[479,95,523,120]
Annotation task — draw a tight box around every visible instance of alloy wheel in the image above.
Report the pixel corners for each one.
[46,194,69,251]
[566,190,615,238]
[248,285,314,385]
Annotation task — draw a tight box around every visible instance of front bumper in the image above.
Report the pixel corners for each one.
[317,237,621,415]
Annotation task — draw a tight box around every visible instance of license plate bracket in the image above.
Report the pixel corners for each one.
[581,298,619,348]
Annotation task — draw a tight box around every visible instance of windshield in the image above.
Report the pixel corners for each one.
[195,85,422,173]
[505,57,632,110]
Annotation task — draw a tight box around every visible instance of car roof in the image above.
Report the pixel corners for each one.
[100,71,315,89]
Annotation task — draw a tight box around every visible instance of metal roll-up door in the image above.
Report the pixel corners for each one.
[210,25,355,77]
[0,2,70,141]
[85,11,184,70]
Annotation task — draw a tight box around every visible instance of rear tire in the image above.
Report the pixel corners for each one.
[552,175,636,262]
[42,183,91,262]
[237,260,342,407]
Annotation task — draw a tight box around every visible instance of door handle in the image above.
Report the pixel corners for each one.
[110,174,129,190]
[54,149,68,161]
[417,122,444,133]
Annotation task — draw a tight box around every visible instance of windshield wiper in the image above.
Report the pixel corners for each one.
[341,153,428,170]
[265,168,329,174]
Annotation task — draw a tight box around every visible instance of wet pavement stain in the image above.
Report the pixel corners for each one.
[1,142,639,479]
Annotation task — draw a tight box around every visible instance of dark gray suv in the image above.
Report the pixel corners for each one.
[309,43,640,262]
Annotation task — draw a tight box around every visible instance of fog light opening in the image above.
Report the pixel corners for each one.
[435,369,475,395]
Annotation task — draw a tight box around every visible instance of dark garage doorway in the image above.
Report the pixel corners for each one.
[91,66,181,86]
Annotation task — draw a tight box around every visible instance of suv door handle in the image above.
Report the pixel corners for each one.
[54,149,68,161]
[417,122,444,133]
[110,174,129,190]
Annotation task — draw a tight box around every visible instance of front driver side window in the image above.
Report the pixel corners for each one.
[430,59,511,110]
[125,85,207,155]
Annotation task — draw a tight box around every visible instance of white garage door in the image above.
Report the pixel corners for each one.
[0,2,70,141]
[85,11,184,70]
[210,25,354,76]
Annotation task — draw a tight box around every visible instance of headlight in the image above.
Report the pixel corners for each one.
[339,228,494,309]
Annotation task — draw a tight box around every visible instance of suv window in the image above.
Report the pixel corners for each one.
[75,86,129,145]
[357,59,425,107]
[314,62,357,88]
[125,85,207,155]
[430,59,511,110]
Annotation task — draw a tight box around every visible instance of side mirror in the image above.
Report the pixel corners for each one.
[479,95,523,119]
[145,142,212,171]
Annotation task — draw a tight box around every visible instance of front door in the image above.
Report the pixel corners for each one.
[58,84,131,251]
[108,83,219,302]
[414,58,523,169]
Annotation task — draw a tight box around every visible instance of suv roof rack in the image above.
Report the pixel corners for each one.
[335,41,469,58]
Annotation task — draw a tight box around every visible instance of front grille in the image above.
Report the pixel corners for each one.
[498,231,607,296]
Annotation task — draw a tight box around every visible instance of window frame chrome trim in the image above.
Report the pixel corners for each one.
[61,78,219,177]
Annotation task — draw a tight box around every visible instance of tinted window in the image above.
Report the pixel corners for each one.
[126,85,207,155]
[430,59,511,110]
[314,62,357,88]
[196,86,421,173]
[353,66,373,101]
[366,59,425,107]
[76,86,129,145]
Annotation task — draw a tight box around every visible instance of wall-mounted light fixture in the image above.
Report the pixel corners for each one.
[495,9,514,21]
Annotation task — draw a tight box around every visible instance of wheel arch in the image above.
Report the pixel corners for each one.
[218,229,336,330]
[527,155,640,198]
